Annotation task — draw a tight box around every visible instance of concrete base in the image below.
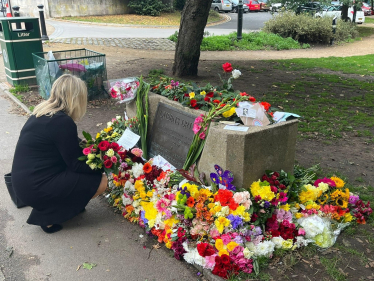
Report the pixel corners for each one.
[126,93,298,188]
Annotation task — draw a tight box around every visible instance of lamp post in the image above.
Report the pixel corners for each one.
[237,0,243,40]
[37,4,49,41]
[330,15,337,45]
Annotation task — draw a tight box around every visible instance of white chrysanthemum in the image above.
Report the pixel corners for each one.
[116,115,122,120]
[298,215,325,239]
[124,181,135,192]
[121,194,133,206]
[295,236,313,248]
[183,243,206,266]
[271,236,285,249]
[232,69,242,79]
[254,241,275,257]
[132,163,144,178]
[107,121,113,127]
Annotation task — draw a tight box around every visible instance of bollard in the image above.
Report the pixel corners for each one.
[330,15,337,45]
[237,0,243,40]
[37,4,49,41]
[12,6,21,29]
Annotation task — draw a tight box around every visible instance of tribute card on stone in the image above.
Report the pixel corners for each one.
[148,103,196,169]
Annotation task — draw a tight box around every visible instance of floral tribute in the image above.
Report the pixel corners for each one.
[84,122,371,279]
[109,79,139,103]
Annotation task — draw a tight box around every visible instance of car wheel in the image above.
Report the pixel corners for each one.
[214,7,220,12]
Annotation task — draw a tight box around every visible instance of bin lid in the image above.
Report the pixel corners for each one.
[0,17,39,21]
[0,18,41,41]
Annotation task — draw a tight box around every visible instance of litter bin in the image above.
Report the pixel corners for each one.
[0,17,43,86]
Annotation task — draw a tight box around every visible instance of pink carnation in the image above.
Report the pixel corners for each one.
[314,178,336,187]
[204,254,217,270]
[131,148,143,158]
[298,228,306,236]
[111,156,117,164]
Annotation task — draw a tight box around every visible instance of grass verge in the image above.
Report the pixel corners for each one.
[61,11,221,26]
[168,31,310,51]
[10,84,30,102]
[365,17,374,24]
[273,54,374,75]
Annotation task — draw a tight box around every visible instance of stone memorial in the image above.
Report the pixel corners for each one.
[126,93,299,188]
[148,103,196,169]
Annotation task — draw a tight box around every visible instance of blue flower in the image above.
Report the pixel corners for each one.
[227,214,243,229]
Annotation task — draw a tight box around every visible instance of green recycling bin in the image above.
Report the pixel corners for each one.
[0,17,43,86]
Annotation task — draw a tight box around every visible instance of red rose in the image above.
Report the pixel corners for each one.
[206,92,214,98]
[98,140,110,151]
[222,62,233,73]
[118,151,127,160]
[197,243,215,257]
[110,142,120,152]
[249,96,256,102]
[103,155,109,161]
[279,184,287,190]
[271,230,280,237]
[104,159,113,169]
[204,97,211,102]
[260,101,271,112]
[221,254,231,265]
[213,99,220,104]
[190,99,197,108]
[184,93,189,97]
[240,92,249,96]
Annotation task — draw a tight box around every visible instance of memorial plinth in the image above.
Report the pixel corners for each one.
[126,93,298,188]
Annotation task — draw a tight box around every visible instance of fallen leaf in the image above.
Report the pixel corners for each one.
[356,238,363,243]
[152,244,161,250]
[82,262,97,270]
[76,265,81,271]
[342,239,351,247]
[96,123,103,126]
[370,261,374,268]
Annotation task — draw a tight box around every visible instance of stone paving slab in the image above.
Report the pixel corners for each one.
[50,37,176,51]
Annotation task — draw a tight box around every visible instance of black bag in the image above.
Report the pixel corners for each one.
[4,173,27,208]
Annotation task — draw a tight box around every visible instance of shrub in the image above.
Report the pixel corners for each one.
[128,0,166,16]
[263,11,358,44]
[174,0,185,10]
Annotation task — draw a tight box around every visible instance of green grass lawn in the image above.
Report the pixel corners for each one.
[61,11,221,26]
[365,17,374,24]
[273,55,374,75]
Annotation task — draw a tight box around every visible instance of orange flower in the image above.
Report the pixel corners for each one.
[165,85,172,89]
[143,162,152,174]
[186,197,195,207]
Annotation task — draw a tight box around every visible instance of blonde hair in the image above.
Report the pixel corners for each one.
[33,74,87,121]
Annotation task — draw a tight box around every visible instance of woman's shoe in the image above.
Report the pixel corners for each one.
[41,224,63,234]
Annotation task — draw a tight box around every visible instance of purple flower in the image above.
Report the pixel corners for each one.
[264,201,270,208]
[210,164,236,191]
[349,195,360,205]
[227,214,243,229]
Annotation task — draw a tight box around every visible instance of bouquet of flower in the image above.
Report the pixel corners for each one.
[79,131,123,174]
[108,78,139,104]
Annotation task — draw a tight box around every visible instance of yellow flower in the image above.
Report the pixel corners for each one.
[331,176,345,188]
[343,212,353,222]
[222,107,236,118]
[295,213,303,219]
[200,90,206,96]
[208,202,215,209]
[250,181,275,201]
[317,194,329,205]
[104,127,113,133]
[227,241,239,252]
[280,204,290,211]
[215,239,224,251]
[140,202,158,221]
[242,212,251,222]
[96,133,100,139]
[282,239,293,250]
[299,184,322,203]
[230,205,245,216]
[294,203,300,209]
[199,188,212,198]
[165,241,172,249]
[215,217,231,234]
[140,192,147,199]
[135,180,145,192]
[218,249,229,256]
[189,92,195,99]
[164,216,179,228]
[146,191,153,198]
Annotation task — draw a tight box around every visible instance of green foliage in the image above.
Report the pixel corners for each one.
[264,11,358,44]
[10,84,29,94]
[174,0,185,10]
[128,0,166,16]
[169,31,308,50]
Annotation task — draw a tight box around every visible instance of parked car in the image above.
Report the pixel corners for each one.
[296,2,323,14]
[362,2,372,16]
[259,0,270,11]
[315,5,365,24]
[229,0,250,13]
[270,2,283,12]
[211,0,232,13]
[243,0,261,11]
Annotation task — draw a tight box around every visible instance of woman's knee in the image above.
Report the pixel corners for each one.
[92,174,108,198]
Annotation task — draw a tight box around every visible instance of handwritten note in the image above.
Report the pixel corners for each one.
[117,129,140,150]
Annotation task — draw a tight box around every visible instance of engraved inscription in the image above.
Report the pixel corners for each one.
[148,103,196,169]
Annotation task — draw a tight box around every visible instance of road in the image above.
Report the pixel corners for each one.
[47,11,273,39]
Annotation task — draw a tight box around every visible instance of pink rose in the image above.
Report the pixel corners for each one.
[111,156,117,164]
[83,148,91,155]
[221,234,231,245]
[131,148,143,158]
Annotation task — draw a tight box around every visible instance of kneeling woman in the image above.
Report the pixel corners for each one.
[12,74,107,233]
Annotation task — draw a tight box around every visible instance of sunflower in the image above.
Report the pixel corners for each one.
[330,176,345,188]
[317,194,329,205]
[336,198,348,209]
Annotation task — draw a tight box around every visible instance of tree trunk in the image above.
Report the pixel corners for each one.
[341,4,349,21]
[172,0,213,77]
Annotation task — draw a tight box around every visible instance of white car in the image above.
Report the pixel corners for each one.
[270,3,282,11]
[315,6,365,23]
